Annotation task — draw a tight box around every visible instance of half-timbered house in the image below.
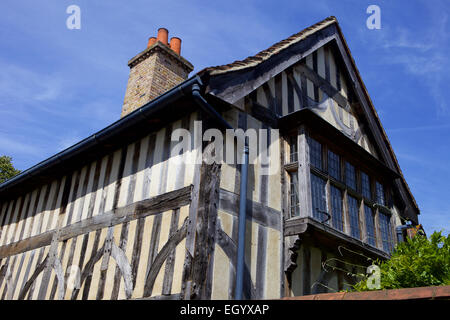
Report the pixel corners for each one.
[0,16,420,300]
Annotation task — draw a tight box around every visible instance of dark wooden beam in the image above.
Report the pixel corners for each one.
[219,188,281,230]
[183,161,221,300]
[295,64,349,110]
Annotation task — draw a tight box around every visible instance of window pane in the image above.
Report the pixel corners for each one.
[348,196,360,239]
[379,212,393,252]
[309,137,322,170]
[345,162,356,190]
[310,173,328,222]
[289,172,300,217]
[328,151,340,180]
[361,172,371,199]
[364,204,376,246]
[330,185,343,231]
[376,182,385,206]
[289,136,298,163]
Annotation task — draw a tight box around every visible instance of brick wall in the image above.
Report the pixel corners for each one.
[121,42,193,117]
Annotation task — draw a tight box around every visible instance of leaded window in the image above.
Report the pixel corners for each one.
[330,185,343,231]
[289,136,298,163]
[328,150,340,181]
[289,172,300,217]
[364,204,376,246]
[309,137,322,170]
[348,196,360,239]
[376,182,385,206]
[302,133,394,249]
[361,172,371,199]
[345,162,356,190]
[379,211,393,252]
[311,173,327,222]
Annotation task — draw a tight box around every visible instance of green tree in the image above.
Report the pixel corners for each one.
[0,156,21,184]
[353,231,450,291]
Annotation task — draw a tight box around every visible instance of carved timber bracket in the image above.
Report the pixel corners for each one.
[285,235,303,275]
[284,235,302,290]
[283,219,311,290]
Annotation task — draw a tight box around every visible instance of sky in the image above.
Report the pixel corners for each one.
[0,0,448,236]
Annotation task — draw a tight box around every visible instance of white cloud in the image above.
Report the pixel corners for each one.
[358,10,450,115]
[0,61,64,108]
[0,135,42,156]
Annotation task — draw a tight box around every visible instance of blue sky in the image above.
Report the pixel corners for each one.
[0,0,448,236]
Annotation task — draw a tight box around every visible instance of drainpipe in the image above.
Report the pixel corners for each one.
[191,84,233,131]
[235,137,249,300]
[191,84,249,300]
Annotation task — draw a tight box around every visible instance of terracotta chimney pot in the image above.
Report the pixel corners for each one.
[147,37,157,48]
[157,28,169,45]
[170,37,182,55]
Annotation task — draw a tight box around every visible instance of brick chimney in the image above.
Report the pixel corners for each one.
[121,28,194,117]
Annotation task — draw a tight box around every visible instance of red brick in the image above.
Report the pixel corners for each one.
[122,42,193,117]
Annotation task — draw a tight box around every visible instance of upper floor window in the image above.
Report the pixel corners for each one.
[379,211,393,252]
[376,181,385,206]
[330,185,343,231]
[310,173,327,222]
[345,162,356,190]
[309,137,322,170]
[328,150,340,181]
[291,133,395,253]
[361,171,371,199]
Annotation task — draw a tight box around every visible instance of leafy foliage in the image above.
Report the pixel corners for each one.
[0,156,21,184]
[353,231,450,291]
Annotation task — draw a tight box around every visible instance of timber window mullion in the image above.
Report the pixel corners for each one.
[342,189,351,236]
[374,208,383,250]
